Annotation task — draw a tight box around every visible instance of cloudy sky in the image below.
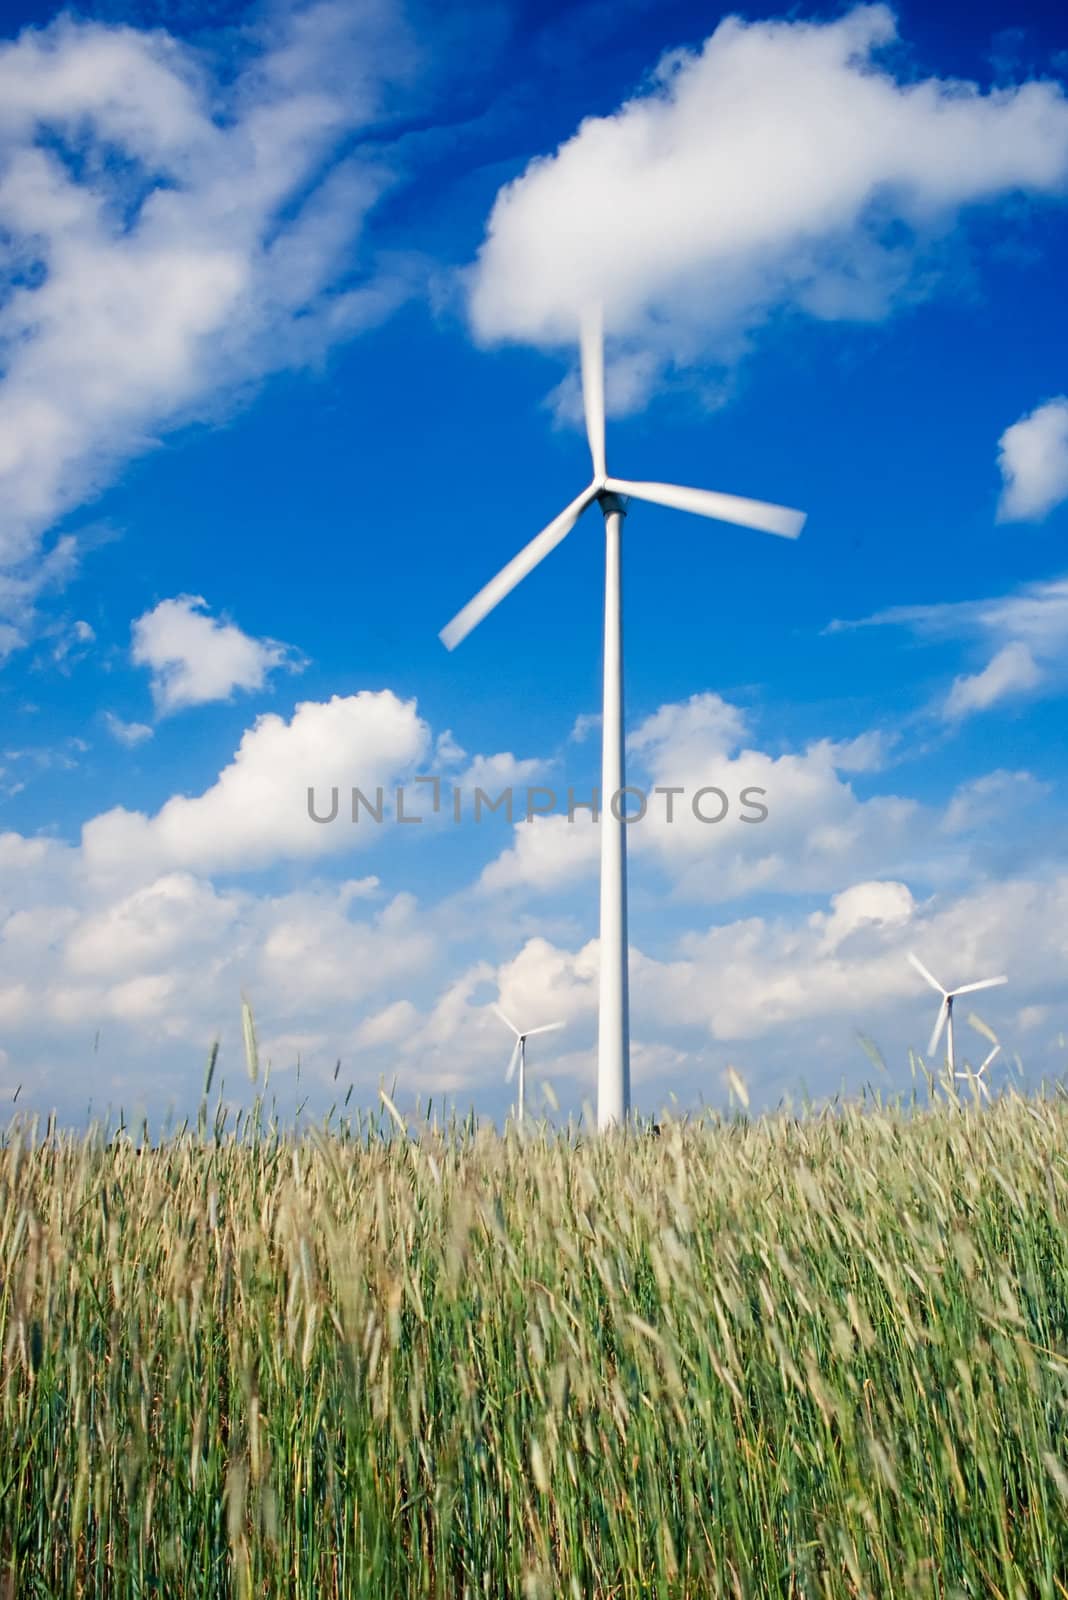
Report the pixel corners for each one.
[1,0,1066,1130]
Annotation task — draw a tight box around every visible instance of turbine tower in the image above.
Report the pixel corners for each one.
[494,1005,564,1122]
[442,307,806,1129]
[907,952,1007,1077]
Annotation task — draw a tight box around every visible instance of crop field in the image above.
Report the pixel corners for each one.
[3,1081,1068,1599]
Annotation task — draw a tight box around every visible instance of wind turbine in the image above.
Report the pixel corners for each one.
[493,1004,564,1123]
[907,952,1007,1077]
[955,1042,1000,1103]
[441,305,806,1129]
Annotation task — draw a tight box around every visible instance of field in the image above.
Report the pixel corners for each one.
[4,1079,1068,1599]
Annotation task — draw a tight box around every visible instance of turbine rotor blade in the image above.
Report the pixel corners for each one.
[440,484,598,650]
[604,477,805,540]
[908,951,945,996]
[492,1003,521,1038]
[928,1000,950,1059]
[505,1039,521,1084]
[580,305,606,482]
[950,976,1008,997]
[980,1044,1001,1074]
[524,1021,565,1038]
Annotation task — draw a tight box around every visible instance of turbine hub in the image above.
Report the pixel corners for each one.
[597,488,627,517]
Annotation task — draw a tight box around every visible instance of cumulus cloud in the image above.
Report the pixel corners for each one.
[816,879,915,952]
[64,872,239,981]
[370,940,596,1101]
[457,751,552,791]
[834,574,1068,715]
[469,5,1068,408]
[411,864,1057,1098]
[997,397,1068,522]
[635,871,1056,1043]
[941,769,1049,834]
[0,2,420,651]
[1,865,437,1065]
[131,595,301,714]
[481,693,921,900]
[355,999,420,1049]
[83,689,430,878]
[0,682,1062,1121]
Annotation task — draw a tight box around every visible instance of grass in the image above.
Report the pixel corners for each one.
[3,1076,1068,1598]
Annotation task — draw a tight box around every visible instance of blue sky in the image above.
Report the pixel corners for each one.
[0,0,1066,1130]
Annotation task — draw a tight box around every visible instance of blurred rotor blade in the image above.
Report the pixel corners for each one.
[966,1011,998,1046]
[440,484,598,650]
[505,1039,521,1084]
[604,476,804,539]
[928,1000,950,1059]
[492,1003,521,1038]
[908,951,945,996]
[979,1044,1001,1074]
[580,304,606,481]
[951,976,1008,997]
[524,1021,565,1038]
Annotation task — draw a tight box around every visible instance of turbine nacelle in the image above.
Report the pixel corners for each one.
[955,1042,1000,1102]
[443,304,806,1130]
[907,952,1007,1069]
[493,1003,564,1119]
[438,306,805,654]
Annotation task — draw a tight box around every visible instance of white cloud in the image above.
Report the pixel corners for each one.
[495,935,599,1031]
[0,4,419,651]
[458,751,551,791]
[944,641,1042,717]
[103,712,154,747]
[812,730,895,773]
[0,683,1062,1121]
[942,769,1048,834]
[633,871,1057,1043]
[131,595,301,714]
[356,999,420,1048]
[816,880,915,952]
[479,812,600,894]
[836,575,1068,653]
[0,537,79,662]
[434,730,467,768]
[0,859,440,1071]
[419,863,1059,1097]
[997,397,1068,522]
[835,575,1068,715]
[50,617,95,669]
[259,888,434,1011]
[64,872,239,980]
[480,693,921,901]
[569,713,601,743]
[469,5,1068,408]
[83,689,429,878]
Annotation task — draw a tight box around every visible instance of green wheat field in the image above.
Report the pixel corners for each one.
[4,1073,1068,1599]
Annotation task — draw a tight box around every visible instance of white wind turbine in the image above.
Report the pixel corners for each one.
[493,1005,564,1123]
[955,1042,1000,1103]
[907,952,1007,1077]
[441,305,806,1130]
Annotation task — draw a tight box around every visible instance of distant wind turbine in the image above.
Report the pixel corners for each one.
[907,952,1007,1076]
[955,1042,1000,1102]
[441,305,806,1129]
[493,1005,563,1123]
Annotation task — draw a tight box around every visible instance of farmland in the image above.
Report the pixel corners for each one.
[3,1084,1068,1598]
